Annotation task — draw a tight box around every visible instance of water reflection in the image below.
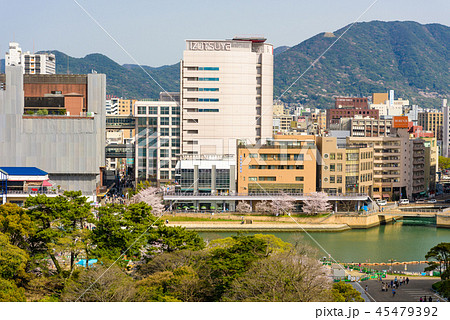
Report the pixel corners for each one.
[198,222,450,263]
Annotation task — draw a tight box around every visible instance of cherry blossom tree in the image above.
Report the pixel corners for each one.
[255,200,272,215]
[236,201,252,213]
[270,193,296,215]
[302,192,332,215]
[130,187,164,216]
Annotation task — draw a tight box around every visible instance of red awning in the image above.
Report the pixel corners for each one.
[383,194,390,198]
[43,180,52,187]
[373,195,381,199]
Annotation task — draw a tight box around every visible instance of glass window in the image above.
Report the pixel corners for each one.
[330,176,335,184]
[199,88,219,92]
[172,128,180,136]
[337,153,343,160]
[296,165,304,170]
[249,153,258,158]
[137,106,146,114]
[249,177,257,181]
[160,138,169,147]
[337,163,342,172]
[160,149,169,158]
[160,128,170,136]
[172,117,180,126]
[199,67,219,71]
[337,175,342,183]
[160,159,169,168]
[137,118,146,126]
[198,98,219,102]
[160,171,169,179]
[330,164,335,172]
[149,107,157,114]
[171,149,179,157]
[294,154,304,161]
[330,153,335,160]
[138,147,146,157]
[295,177,304,181]
[160,117,169,125]
[198,77,219,81]
[172,139,180,147]
[160,107,170,114]
[172,106,180,115]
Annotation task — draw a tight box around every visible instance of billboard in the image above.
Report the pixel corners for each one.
[392,116,409,128]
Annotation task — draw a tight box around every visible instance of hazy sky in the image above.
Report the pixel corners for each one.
[1,0,449,67]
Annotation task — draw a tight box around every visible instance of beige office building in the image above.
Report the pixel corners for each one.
[180,37,273,157]
[418,112,443,140]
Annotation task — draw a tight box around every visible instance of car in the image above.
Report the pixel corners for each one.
[399,199,410,205]
[427,199,437,203]
[376,200,387,206]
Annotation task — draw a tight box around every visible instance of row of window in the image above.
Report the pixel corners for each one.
[187,88,219,92]
[248,165,305,170]
[186,67,219,71]
[250,154,304,161]
[186,77,219,81]
[248,177,276,182]
[137,106,180,115]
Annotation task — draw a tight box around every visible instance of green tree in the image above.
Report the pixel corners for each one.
[0,232,29,280]
[439,156,450,171]
[0,278,26,302]
[154,225,205,253]
[223,251,332,302]
[0,203,34,247]
[331,281,364,302]
[62,265,136,302]
[200,235,269,300]
[25,194,70,274]
[425,242,450,280]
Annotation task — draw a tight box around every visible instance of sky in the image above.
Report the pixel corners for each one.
[0,0,449,67]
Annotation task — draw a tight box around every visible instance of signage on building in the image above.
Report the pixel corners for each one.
[392,116,409,128]
[188,41,231,51]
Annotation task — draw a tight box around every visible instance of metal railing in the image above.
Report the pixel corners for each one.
[6,190,57,195]
[163,191,368,197]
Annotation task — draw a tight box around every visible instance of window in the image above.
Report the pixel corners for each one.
[160,117,169,125]
[259,177,276,181]
[149,106,157,114]
[160,128,169,136]
[198,78,219,81]
[187,130,198,134]
[172,139,180,147]
[161,107,170,114]
[330,153,335,160]
[199,67,219,70]
[249,165,258,169]
[199,88,219,92]
[138,118,147,126]
[249,177,257,181]
[160,171,169,179]
[198,109,219,112]
[138,147,146,157]
[337,163,342,172]
[330,164,335,172]
[296,165,304,170]
[172,106,180,115]
[330,176,335,184]
[337,175,342,183]
[160,159,169,168]
[160,149,169,158]
[198,98,219,102]
[137,106,146,114]
[187,119,198,123]
[337,153,343,160]
[172,118,180,126]
[171,149,179,157]
[249,153,258,158]
[295,177,304,181]
[160,138,169,147]
[172,128,180,136]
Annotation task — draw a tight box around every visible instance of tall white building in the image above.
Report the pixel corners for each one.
[5,42,55,74]
[443,99,449,157]
[180,37,273,157]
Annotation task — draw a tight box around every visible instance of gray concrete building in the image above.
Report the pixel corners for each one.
[0,66,106,195]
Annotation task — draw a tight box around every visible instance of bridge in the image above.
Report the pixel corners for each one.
[106,115,135,129]
[105,144,134,158]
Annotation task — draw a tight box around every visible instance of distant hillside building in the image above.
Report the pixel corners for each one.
[326,97,378,128]
[5,42,55,75]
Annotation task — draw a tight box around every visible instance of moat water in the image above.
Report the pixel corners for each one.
[198,218,450,265]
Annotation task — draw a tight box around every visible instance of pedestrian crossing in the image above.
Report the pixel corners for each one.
[401,288,441,301]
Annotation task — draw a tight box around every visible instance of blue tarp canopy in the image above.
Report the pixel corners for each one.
[0,167,48,176]
[76,259,98,267]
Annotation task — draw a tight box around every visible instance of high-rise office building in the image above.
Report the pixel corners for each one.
[180,37,273,157]
[5,42,56,75]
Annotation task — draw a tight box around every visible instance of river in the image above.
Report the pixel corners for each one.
[198,219,450,265]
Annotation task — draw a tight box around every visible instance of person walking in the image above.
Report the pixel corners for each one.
[428,296,432,302]
[392,288,396,297]
[406,277,409,285]
[420,297,423,302]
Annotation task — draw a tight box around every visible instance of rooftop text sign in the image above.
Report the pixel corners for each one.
[392,116,409,128]
[188,41,231,51]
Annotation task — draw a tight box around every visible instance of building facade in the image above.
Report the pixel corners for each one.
[0,66,106,195]
[180,37,273,157]
[418,112,443,140]
[134,100,181,183]
[237,135,317,194]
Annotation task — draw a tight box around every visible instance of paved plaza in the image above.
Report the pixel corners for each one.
[362,278,443,302]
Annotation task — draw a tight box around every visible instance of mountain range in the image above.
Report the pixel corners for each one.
[1,21,448,108]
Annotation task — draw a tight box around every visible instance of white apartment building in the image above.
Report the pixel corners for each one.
[106,97,120,115]
[5,42,55,74]
[443,99,449,157]
[180,37,273,158]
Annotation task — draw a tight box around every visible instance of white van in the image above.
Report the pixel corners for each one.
[376,200,387,206]
[399,199,409,205]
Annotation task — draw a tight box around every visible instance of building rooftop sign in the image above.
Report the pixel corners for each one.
[392,116,409,128]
